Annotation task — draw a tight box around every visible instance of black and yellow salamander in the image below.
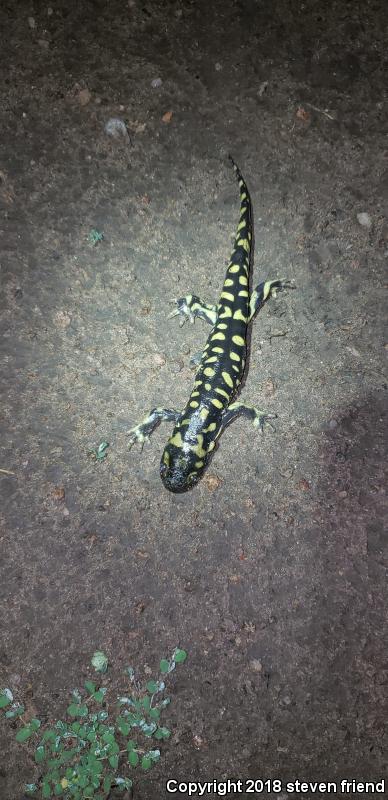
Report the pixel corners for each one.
[128,157,292,493]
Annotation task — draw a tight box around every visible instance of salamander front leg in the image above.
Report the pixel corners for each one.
[220,402,277,434]
[128,408,180,450]
[168,294,217,326]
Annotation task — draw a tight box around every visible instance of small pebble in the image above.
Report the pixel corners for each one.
[328,418,338,429]
[357,212,372,228]
[77,87,91,106]
[151,77,163,88]
[104,117,130,140]
[215,62,222,71]
[28,16,36,28]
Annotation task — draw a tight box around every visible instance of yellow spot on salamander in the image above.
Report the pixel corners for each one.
[237,238,250,252]
[232,335,245,346]
[200,408,209,419]
[233,309,248,322]
[211,398,223,409]
[204,382,211,390]
[189,400,199,408]
[194,379,202,387]
[238,290,249,297]
[240,192,247,200]
[230,351,240,361]
[219,306,233,318]
[169,432,183,448]
[222,371,234,388]
[208,440,216,451]
[224,278,234,287]
[212,346,224,353]
[263,281,272,301]
[228,264,240,273]
[191,391,200,397]
[216,387,230,399]
[239,274,248,285]
[220,291,235,302]
[232,364,240,372]
[217,323,228,329]
[237,220,246,231]
[211,332,225,341]
[204,367,215,377]
[204,422,217,433]
[194,434,207,457]
[205,356,218,363]
[195,460,204,468]
[163,451,170,466]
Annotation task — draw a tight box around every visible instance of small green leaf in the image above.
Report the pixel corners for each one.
[24,785,38,795]
[42,781,51,799]
[146,680,159,693]
[102,731,116,744]
[67,704,80,717]
[159,659,170,674]
[103,775,113,792]
[141,755,152,770]
[34,745,45,764]
[141,695,151,711]
[30,718,41,731]
[128,749,139,767]
[109,754,118,769]
[149,707,161,720]
[5,703,25,719]
[116,717,130,736]
[0,689,13,708]
[84,681,96,694]
[93,689,106,703]
[173,648,187,664]
[154,726,171,740]
[126,739,136,751]
[91,651,108,673]
[43,730,56,742]
[16,726,33,743]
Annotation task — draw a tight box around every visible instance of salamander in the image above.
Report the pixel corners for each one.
[128,157,292,492]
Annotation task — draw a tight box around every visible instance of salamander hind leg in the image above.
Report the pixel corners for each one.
[221,402,277,434]
[168,294,217,326]
[249,279,294,321]
[128,408,179,450]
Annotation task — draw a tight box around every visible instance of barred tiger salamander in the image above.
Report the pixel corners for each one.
[128,157,292,492]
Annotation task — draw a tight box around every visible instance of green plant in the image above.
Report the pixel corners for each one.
[88,229,104,246]
[1,647,187,799]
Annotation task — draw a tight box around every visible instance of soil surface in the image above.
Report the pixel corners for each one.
[1,1,387,799]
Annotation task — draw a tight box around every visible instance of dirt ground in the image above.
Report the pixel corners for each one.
[1,0,387,798]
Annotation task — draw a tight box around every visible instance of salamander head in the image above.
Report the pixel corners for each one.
[160,443,206,493]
